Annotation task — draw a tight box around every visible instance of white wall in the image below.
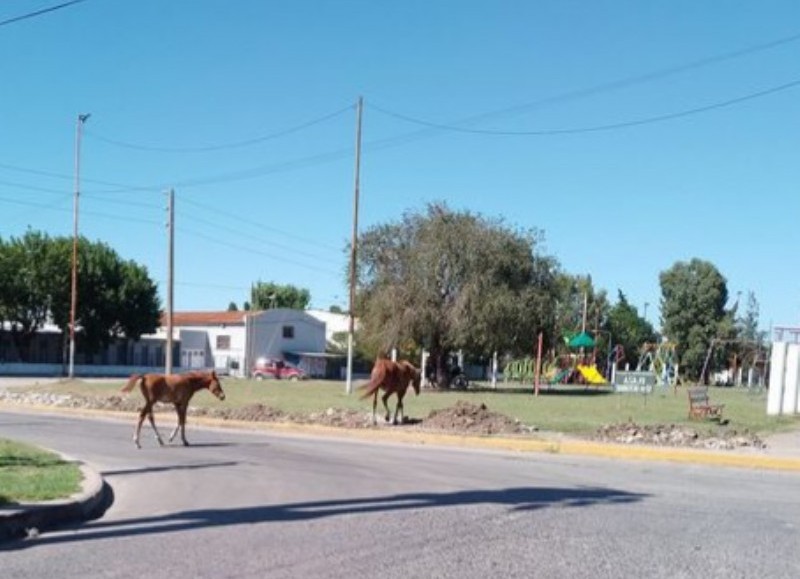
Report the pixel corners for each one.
[768,342,800,416]
[249,309,325,362]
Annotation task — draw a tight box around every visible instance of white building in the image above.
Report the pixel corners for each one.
[159,309,328,377]
[1,308,333,378]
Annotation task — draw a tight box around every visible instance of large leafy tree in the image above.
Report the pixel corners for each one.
[354,202,559,385]
[0,231,161,361]
[0,231,58,360]
[660,258,728,381]
[250,281,310,310]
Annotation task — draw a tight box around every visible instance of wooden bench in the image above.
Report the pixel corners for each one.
[687,387,724,421]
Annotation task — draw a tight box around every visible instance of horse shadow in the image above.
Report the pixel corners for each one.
[1,485,648,549]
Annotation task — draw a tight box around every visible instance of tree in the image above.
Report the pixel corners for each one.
[0,231,161,361]
[227,302,239,311]
[605,291,656,368]
[0,231,57,360]
[660,258,728,381]
[250,282,310,310]
[739,291,760,342]
[552,273,610,343]
[354,202,560,385]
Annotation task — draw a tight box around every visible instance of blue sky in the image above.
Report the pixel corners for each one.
[1,0,798,332]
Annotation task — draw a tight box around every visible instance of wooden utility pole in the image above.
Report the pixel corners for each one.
[68,113,90,379]
[165,189,175,375]
[346,97,363,395]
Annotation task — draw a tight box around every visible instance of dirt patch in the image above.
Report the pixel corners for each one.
[593,422,766,451]
[422,401,529,436]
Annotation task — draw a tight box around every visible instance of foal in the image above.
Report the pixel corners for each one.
[121,371,226,448]
[359,359,421,425]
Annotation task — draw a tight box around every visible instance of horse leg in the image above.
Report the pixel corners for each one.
[381,391,392,423]
[170,403,190,446]
[134,402,162,448]
[371,391,378,425]
[145,404,165,446]
[394,392,405,425]
[133,405,148,449]
[168,403,181,443]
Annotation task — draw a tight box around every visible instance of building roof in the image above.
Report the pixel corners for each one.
[163,311,254,327]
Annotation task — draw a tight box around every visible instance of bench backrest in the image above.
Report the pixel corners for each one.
[688,387,710,404]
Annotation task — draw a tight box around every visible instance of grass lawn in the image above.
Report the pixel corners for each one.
[0,439,83,505]
[12,377,800,437]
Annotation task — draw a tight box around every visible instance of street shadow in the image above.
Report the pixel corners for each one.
[102,461,240,477]
[1,485,648,550]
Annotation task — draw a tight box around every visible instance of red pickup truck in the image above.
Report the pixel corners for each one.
[251,358,307,381]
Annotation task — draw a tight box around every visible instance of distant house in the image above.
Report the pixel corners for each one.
[305,309,351,349]
[157,309,328,377]
[0,308,332,378]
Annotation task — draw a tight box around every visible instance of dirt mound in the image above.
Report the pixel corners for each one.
[423,401,527,435]
[594,422,766,450]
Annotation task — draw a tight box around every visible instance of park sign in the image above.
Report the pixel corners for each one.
[614,371,657,393]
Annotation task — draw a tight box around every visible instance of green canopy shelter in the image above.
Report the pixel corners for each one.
[568,331,596,349]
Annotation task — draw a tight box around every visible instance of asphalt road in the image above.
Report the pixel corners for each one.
[1,410,799,579]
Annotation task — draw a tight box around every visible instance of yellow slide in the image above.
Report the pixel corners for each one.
[577,365,607,385]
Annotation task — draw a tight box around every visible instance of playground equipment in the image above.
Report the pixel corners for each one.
[577,364,606,384]
[699,337,768,388]
[636,341,679,387]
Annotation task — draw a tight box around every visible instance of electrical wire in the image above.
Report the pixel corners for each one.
[388,30,800,132]
[369,78,800,136]
[177,226,342,277]
[0,0,89,28]
[179,207,340,263]
[0,178,69,195]
[179,196,342,255]
[84,104,355,153]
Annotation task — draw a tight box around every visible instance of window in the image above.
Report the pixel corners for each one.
[216,335,231,350]
[282,325,295,339]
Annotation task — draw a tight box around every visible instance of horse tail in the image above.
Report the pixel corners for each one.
[121,374,143,393]
[358,379,381,400]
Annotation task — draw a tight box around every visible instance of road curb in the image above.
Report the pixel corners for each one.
[0,452,108,543]
[2,401,800,473]
[200,417,800,472]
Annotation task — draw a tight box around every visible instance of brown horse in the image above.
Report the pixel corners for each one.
[121,370,226,449]
[359,359,421,425]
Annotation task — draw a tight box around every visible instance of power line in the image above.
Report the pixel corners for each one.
[0,178,69,195]
[0,161,157,192]
[84,104,355,153]
[369,78,800,136]
[0,0,89,28]
[177,226,342,277]
[179,205,340,263]
[361,29,800,145]
[180,196,342,255]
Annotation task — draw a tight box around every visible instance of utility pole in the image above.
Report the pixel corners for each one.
[165,189,175,375]
[581,291,588,333]
[68,113,90,379]
[346,96,363,395]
